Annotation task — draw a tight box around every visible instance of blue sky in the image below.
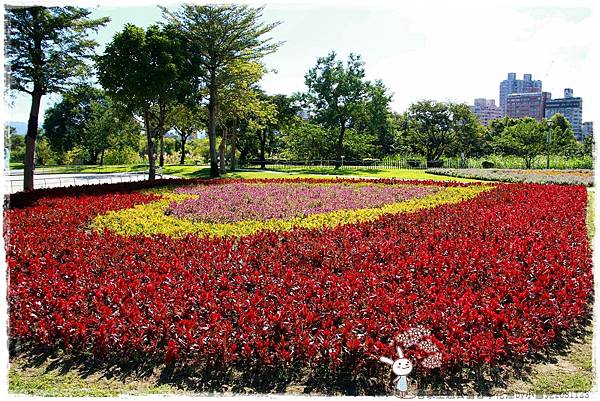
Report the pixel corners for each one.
[5,0,596,123]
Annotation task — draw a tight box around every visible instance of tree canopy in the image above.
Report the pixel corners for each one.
[494,117,546,169]
[97,23,184,179]
[43,86,141,165]
[6,6,108,189]
[302,52,371,166]
[162,4,282,177]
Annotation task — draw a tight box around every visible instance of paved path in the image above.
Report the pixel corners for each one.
[2,171,175,194]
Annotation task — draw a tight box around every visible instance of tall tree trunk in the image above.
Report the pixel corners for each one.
[208,72,219,178]
[259,130,266,169]
[144,110,156,180]
[24,91,43,191]
[219,126,228,175]
[89,151,99,165]
[159,134,165,167]
[334,122,345,169]
[179,134,186,165]
[230,120,238,172]
[100,149,105,166]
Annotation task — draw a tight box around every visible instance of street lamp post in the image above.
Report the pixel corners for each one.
[341,155,344,168]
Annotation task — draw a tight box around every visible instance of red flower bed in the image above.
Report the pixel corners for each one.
[5,179,592,381]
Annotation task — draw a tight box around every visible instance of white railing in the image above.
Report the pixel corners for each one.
[3,172,171,194]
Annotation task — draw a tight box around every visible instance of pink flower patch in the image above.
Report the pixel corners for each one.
[168,182,439,223]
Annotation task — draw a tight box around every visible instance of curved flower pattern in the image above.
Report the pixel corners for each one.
[91,179,490,238]
[5,178,592,382]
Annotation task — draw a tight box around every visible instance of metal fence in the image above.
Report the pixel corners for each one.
[242,158,473,170]
[3,172,166,194]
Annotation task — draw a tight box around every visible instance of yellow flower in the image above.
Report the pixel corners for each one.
[91,184,492,239]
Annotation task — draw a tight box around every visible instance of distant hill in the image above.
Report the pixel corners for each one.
[6,121,28,135]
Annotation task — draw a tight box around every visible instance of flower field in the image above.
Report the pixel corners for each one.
[427,168,594,186]
[5,178,593,392]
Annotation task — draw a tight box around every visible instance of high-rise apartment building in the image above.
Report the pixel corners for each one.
[544,89,583,139]
[506,91,551,121]
[470,98,502,126]
[582,121,593,140]
[499,73,543,115]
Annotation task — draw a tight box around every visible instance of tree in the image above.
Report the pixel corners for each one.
[282,122,337,160]
[98,24,184,179]
[547,113,577,155]
[398,100,482,163]
[401,100,453,161]
[246,97,278,169]
[168,105,205,165]
[484,117,520,155]
[6,6,109,190]
[85,101,142,166]
[240,92,302,169]
[303,52,370,167]
[494,117,546,168]
[354,80,394,157]
[216,61,267,173]
[44,86,140,165]
[43,85,139,164]
[7,129,26,164]
[162,4,282,177]
[447,103,484,162]
[581,134,594,158]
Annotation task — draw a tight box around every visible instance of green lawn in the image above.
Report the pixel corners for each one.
[240,166,477,181]
[10,163,479,182]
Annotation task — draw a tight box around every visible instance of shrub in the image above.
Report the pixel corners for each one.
[426,160,443,168]
[481,161,495,169]
[103,147,143,165]
[61,146,90,165]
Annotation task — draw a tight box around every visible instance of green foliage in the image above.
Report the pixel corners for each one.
[97,24,183,118]
[61,146,89,165]
[489,116,583,169]
[98,23,185,178]
[447,103,484,158]
[397,100,481,161]
[281,121,376,161]
[354,80,394,156]
[581,134,594,158]
[103,147,143,165]
[35,135,58,166]
[282,122,337,160]
[302,52,371,162]
[493,117,546,169]
[6,5,109,189]
[343,129,377,160]
[168,104,205,164]
[6,6,109,95]
[8,133,26,163]
[547,113,578,156]
[162,4,282,177]
[186,138,210,164]
[483,117,520,155]
[43,85,141,165]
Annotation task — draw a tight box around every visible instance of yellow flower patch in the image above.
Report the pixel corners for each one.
[91,183,492,239]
